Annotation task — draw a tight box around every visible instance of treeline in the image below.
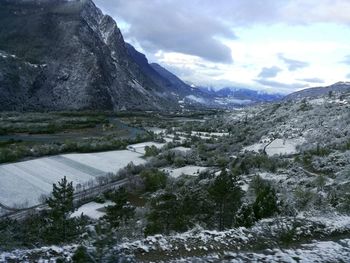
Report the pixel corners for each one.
[0,113,108,135]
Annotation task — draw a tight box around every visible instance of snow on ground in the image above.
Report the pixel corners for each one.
[146,127,166,134]
[243,138,305,156]
[309,97,326,105]
[178,131,229,139]
[115,216,350,262]
[70,201,113,220]
[63,150,145,173]
[164,134,187,143]
[0,245,77,263]
[164,137,174,143]
[127,142,165,154]
[0,150,145,207]
[180,239,350,263]
[161,166,209,178]
[299,213,350,232]
[243,142,264,153]
[171,147,192,153]
[240,183,249,192]
[259,172,288,182]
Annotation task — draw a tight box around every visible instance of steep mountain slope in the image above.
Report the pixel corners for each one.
[125,44,211,106]
[126,44,194,100]
[150,63,199,97]
[285,81,350,101]
[0,0,178,111]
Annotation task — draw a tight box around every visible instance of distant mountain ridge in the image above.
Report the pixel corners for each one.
[199,87,283,102]
[285,82,350,101]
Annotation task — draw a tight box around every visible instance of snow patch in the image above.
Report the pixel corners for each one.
[161,166,209,178]
[71,201,113,220]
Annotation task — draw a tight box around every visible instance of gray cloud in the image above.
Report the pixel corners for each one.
[278,54,309,71]
[93,0,350,92]
[297,78,324,83]
[94,0,234,63]
[346,73,350,79]
[258,66,282,78]
[94,0,350,63]
[341,55,350,65]
[255,79,307,92]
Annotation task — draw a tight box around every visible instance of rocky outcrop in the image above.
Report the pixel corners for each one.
[0,0,178,111]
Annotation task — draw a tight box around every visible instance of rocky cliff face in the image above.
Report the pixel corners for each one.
[0,0,178,111]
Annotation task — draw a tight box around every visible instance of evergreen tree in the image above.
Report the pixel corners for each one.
[208,169,243,230]
[47,176,74,218]
[46,176,75,243]
[104,187,135,228]
[145,191,185,235]
[252,177,279,220]
[72,246,94,263]
[140,169,167,192]
[181,187,215,229]
[235,203,256,228]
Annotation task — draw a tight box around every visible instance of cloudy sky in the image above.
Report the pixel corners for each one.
[94,0,350,94]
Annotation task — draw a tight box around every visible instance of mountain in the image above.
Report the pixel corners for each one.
[126,44,196,99]
[215,87,282,102]
[0,0,283,112]
[149,63,199,97]
[285,82,350,101]
[0,0,178,111]
[198,86,283,105]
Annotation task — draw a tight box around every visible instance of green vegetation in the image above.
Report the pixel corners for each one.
[104,188,135,228]
[144,145,160,157]
[140,169,168,192]
[46,176,76,243]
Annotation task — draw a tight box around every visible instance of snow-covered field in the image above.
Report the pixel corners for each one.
[243,138,305,156]
[161,166,209,178]
[0,150,145,207]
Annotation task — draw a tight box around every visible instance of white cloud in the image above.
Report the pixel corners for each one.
[94,0,350,93]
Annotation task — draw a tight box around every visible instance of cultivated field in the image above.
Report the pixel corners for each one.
[0,150,145,207]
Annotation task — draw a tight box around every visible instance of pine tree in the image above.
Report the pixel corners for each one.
[145,191,185,235]
[252,178,279,220]
[72,246,94,263]
[46,176,75,243]
[209,169,243,230]
[47,176,74,218]
[104,187,135,228]
[235,203,256,228]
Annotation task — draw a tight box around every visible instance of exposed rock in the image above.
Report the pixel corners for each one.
[0,0,178,111]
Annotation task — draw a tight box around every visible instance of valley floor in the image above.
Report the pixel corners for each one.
[1,93,350,262]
